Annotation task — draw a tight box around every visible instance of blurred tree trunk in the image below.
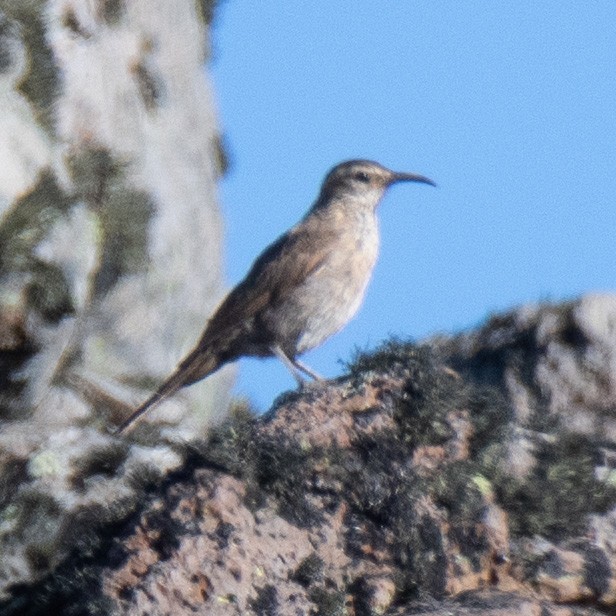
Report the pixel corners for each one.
[0,0,231,433]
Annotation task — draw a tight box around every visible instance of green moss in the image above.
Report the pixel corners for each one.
[347,336,422,376]
[0,172,72,273]
[391,509,448,600]
[199,399,329,527]
[0,460,28,509]
[491,432,616,540]
[92,187,154,295]
[13,492,63,572]
[100,0,125,25]
[72,442,130,492]
[0,243,74,323]
[197,0,220,26]
[195,400,258,475]
[349,340,464,447]
[66,147,123,204]
[466,385,512,455]
[352,339,511,453]
[66,147,155,295]
[26,260,74,322]
[6,5,60,132]
[1,553,119,616]
[293,553,324,587]
[308,587,347,616]
[248,584,278,616]
[329,430,413,526]
[431,462,486,520]
[253,442,326,527]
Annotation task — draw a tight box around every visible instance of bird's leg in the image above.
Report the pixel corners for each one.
[270,345,305,386]
[270,345,325,386]
[292,358,324,381]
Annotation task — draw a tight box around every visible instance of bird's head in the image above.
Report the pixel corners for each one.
[315,159,435,211]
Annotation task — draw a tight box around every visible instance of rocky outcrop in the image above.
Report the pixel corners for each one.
[1,294,615,615]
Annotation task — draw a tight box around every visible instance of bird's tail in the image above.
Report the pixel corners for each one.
[114,347,220,434]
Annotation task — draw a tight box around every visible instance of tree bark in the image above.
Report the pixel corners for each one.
[0,0,231,432]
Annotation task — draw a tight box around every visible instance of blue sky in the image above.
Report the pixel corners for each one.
[210,2,616,410]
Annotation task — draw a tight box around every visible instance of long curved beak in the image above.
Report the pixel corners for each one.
[392,172,437,187]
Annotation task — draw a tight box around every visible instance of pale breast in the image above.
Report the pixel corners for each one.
[289,210,380,354]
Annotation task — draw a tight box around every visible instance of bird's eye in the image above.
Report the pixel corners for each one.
[355,172,370,183]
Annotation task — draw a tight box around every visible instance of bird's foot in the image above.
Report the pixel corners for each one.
[292,358,324,381]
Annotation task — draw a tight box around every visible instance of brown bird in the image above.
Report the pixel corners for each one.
[116,160,435,433]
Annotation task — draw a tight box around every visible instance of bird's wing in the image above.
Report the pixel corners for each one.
[198,219,336,344]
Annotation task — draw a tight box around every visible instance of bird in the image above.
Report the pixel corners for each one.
[115,160,435,433]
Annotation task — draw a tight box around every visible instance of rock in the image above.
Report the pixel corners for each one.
[2,296,616,614]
